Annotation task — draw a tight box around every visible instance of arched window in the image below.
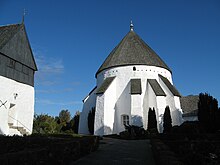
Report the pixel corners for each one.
[121,115,129,126]
[133,66,136,71]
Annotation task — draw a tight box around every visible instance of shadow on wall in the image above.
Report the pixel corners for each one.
[96,125,112,136]
[113,82,131,134]
[171,109,183,126]
[131,115,143,127]
[0,128,3,135]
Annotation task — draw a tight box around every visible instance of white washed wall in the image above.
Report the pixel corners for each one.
[80,65,183,135]
[103,78,116,135]
[0,75,34,135]
[78,88,97,134]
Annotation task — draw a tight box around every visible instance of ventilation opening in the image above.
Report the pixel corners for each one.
[133,67,136,71]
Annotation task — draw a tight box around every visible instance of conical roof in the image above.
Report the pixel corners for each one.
[96,29,171,77]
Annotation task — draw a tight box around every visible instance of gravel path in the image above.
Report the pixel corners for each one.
[70,137,155,165]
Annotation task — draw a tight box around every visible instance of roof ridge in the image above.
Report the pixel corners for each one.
[0,23,21,28]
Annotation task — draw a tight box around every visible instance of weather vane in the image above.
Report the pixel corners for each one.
[130,20,134,31]
[22,9,27,23]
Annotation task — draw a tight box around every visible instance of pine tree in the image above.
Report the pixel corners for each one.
[88,107,95,134]
[163,106,172,133]
[147,107,158,133]
[198,93,219,132]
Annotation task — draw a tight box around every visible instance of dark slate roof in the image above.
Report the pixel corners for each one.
[130,79,142,95]
[96,30,171,77]
[180,95,199,114]
[148,79,166,96]
[159,74,181,97]
[0,23,37,71]
[82,86,97,103]
[0,24,20,49]
[96,77,115,94]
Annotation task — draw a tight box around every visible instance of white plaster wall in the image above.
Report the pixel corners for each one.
[131,94,143,126]
[84,65,182,135]
[78,88,97,134]
[97,65,172,133]
[114,82,131,133]
[94,94,104,135]
[158,76,183,126]
[103,78,116,135]
[156,96,166,132]
[147,83,159,130]
[0,75,34,135]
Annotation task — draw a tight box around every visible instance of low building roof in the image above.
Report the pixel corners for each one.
[148,79,166,96]
[96,77,116,94]
[159,74,181,97]
[180,95,199,114]
[130,79,142,95]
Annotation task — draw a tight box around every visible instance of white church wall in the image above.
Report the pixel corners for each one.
[94,94,104,135]
[0,75,34,135]
[156,96,166,132]
[143,81,149,130]
[103,78,116,135]
[78,88,97,134]
[131,94,143,126]
[159,76,182,126]
[147,83,160,130]
[114,82,131,133]
[88,65,175,135]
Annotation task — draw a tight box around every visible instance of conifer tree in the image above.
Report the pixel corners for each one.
[198,93,219,132]
[88,107,95,134]
[163,106,172,133]
[147,107,158,133]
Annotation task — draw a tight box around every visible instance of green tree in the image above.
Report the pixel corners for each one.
[59,110,71,126]
[33,114,60,134]
[198,93,219,132]
[163,106,172,133]
[147,108,158,133]
[88,107,95,134]
[70,111,80,133]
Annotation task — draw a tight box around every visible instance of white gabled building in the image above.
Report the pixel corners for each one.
[0,22,37,135]
[79,23,183,136]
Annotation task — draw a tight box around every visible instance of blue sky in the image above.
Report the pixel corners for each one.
[0,0,220,117]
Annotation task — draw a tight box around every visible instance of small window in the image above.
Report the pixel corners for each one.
[121,115,129,126]
[133,67,136,71]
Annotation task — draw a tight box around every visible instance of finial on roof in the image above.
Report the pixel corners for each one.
[130,20,134,31]
[22,9,27,24]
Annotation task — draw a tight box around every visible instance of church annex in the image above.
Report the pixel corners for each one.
[79,23,183,136]
[0,22,37,135]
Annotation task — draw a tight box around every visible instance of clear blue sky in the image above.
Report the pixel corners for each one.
[1,0,220,117]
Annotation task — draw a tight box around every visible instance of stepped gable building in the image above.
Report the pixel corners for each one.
[79,22,183,135]
[0,21,37,135]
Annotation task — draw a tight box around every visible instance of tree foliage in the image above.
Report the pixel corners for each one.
[198,93,219,132]
[163,106,172,133]
[33,114,61,134]
[147,108,158,133]
[33,110,80,134]
[71,111,80,134]
[88,107,95,135]
[59,110,71,125]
